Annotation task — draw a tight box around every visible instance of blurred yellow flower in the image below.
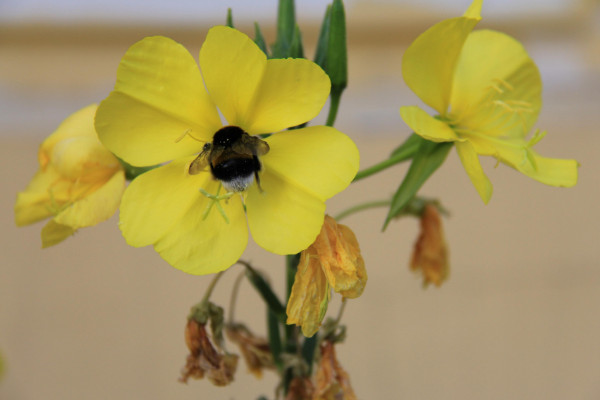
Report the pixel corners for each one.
[286,215,366,337]
[95,26,359,275]
[400,0,578,203]
[15,104,125,247]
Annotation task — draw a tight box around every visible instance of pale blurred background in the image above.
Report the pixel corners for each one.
[1,0,599,399]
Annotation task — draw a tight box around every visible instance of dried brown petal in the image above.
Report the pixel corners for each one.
[313,341,357,400]
[410,204,450,287]
[180,319,238,386]
[225,323,274,378]
[285,377,315,400]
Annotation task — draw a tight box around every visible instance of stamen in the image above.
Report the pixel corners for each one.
[175,129,205,144]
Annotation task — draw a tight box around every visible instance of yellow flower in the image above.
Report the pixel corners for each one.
[15,104,125,247]
[400,0,578,203]
[95,26,359,275]
[286,215,366,337]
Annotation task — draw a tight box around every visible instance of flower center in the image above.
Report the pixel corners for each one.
[447,78,535,138]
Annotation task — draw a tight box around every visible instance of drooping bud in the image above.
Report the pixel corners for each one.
[410,204,450,287]
[180,319,238,386]
[225,323,275,378]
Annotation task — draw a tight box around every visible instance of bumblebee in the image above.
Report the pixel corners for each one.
[189,126,270,192]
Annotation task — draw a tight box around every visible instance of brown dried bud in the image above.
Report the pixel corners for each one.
[285,376,315,400]
[225,323,274,378]
[410,204,449,287]
[313,341,357,400]
[180,319,238,386]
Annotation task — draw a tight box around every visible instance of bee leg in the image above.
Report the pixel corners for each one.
[255,170,264,193]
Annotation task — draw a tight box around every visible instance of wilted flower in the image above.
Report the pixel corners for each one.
[400,0,578,203]
[225,323,274,378]
[285,376,315,400]
[180,319,238,386]
[410,204,449,287]
[313,340,357,400]
[15,104,125,247]
[287,215,367,337]
[95,26,359,275]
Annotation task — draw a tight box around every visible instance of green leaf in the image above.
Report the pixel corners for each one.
[245,266,286,322]
[390,132,423,158]
[314,4,332,69]
[253,22,269,56]
[301,334,318,375]
[383,140,453,230]
[267,308,283,371]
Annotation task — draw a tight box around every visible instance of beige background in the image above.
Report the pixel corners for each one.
[1,2,600,399]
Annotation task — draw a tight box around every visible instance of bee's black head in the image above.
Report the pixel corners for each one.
[212,126,245,147]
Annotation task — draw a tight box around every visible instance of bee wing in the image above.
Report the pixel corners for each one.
[188,144,212,175]
[233,135,270,156]
[188,153,208,175]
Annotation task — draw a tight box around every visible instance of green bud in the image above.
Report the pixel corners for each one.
[226,8,234,28]
[273,0,296,58]
[314,4,332,69]
[289,25,304,58]
[327,0,348,91]
[253,22,269,56]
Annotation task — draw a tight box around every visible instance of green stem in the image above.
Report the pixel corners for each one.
[227,271,246,324]
[353,150,414,183]
[200,271,225,304]
[325,88,342,127]
[334,199,390,221]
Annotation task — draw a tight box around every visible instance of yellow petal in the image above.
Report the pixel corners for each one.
[96,36,221,166]
[243,58,330,135]
[246,170,325,255]
[336,224,367,299]
[154,185,248,275]
[15,167,63,226]
[402,10,481,114]
[516,153,578,187]
[39,104,98,168]
[41,220,75,248]
[286,252,329,338]
[261,126,359,201]
[199,26,266,128]
[50,136,121,180]
[488,139,578,188]
[400,106,460,142]
[119,157,210,247]
[455,140,493,203]
[54,170,125,229]
[450,30,542,138]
